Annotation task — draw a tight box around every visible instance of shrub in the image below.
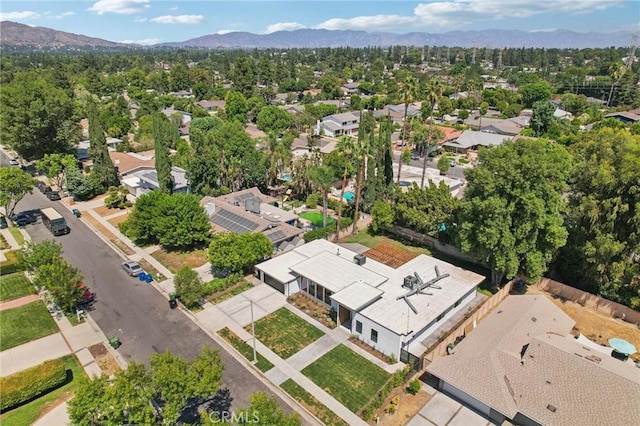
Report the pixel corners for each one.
[406,379,421,395]
[305,193,320,209]
[0,359,67,411]
[0,250,23,276]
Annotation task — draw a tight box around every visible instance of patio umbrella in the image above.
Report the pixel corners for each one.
[608,338,638,355]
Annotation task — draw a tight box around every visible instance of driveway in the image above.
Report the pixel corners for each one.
[17,191,297,414]
[407,391,493,426]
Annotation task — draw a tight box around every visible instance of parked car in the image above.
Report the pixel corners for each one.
[122,261,143,277]
[449,159,456,167]
[11,210,38,226]
[47,191,61,201]
[0,216,7,229]
[9,158,19,166]
[77,283,96,306]
[39,184,52,194]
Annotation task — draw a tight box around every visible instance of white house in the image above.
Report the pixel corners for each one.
[255,239,485,362]
[315,112,360,137]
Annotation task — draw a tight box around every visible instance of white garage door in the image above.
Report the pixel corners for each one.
[442,382,491,416]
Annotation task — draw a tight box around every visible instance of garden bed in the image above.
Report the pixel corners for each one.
[281,379,348,426]
[218,327,274,372]
[348,336,396,364]
[206,281,254,304]
[287,292,336,329]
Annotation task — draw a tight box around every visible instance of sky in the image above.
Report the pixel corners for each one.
[1,0,638,45]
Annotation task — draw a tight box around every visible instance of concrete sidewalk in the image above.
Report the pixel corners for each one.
[0,293,40,311]
[0,333,71,376]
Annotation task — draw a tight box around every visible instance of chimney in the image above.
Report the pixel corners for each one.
[354,254,366,265]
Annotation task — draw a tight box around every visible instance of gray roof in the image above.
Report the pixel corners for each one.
[427,295,640,426]
[463,116,523,135]
[138,166,189,191]
[444,130,513,150]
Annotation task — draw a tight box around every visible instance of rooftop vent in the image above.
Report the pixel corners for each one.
[546,404,557,413]
[354,253,366,265]
[403,275,418,289]
[585,354,601,364]
[531,317,537,322]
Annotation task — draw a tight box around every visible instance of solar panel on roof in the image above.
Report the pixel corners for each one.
[266,230,286,241]
[212,208,259,234]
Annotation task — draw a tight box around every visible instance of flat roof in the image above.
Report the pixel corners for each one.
[256,250,308,284]
[259,203,298,223]
[358,255,484,335]
[331,281,383,311]
[290,251,388,293]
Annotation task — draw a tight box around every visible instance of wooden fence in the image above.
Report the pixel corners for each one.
[538,278,640,326]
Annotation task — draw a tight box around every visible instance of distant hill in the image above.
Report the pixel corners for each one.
[0,21,134,49]
[0,21,632,50]
[160,28,634,49]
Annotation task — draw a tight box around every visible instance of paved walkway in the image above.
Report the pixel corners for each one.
[0,226,24,261]
[0,293,40,311]
[0,333,71,376]
[407,390,494,426]
[32,401,69,426]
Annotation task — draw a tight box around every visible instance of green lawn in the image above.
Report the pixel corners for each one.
[281,379,348,426]
[0,355,85,426]
[301,344,390,413]
[0,273,35,302]
[8,226,25,246]
[300,211,334,227]
[207,282,253,304]
[248,308,324,359]
[0,301,59,351]
[218,327,274,372]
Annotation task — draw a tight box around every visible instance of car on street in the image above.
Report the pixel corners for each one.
[39,184,53,194]
[11,210,39,226]
[122,261,143,277]
[9,158,19,166]
[47,191,61,201]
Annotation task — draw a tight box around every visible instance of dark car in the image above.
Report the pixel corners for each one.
[12,211,38,226]
[0,216,7,229]
[39,184,52,194]
[47,191,61,201]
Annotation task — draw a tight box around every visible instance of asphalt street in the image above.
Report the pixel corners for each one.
[14,189,295,413]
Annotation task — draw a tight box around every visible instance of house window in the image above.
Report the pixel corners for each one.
[355,321,362,334]
[371,329,378,343]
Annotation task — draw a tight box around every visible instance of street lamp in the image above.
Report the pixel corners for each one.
[243,299,257,364]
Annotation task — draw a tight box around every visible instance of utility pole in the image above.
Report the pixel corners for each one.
[625,34,638,70]
[250,300,257,364]
[497,49,503,72]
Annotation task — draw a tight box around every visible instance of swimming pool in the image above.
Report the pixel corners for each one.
[281,173,292,181]
[343,191,356,202]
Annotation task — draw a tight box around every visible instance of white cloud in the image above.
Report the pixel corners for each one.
[313,0,623,32]
[265,22,306,33]
[54,11,75,19]
[119,38,160,45]
[169,6,178,12]
[529,28,558,33]
[134,16,148,23]
[149,14,204,24]
[0,11,40,21]
[89,0,150,15]
[216,29,234,35]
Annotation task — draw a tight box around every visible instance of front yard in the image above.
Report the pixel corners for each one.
[150,247,208,274]
[248,307,324,359]
[301,344,390,413]
[0,301,59,351]
[218,327,274,372]
[0,273,35,302]
[281,379,348,426]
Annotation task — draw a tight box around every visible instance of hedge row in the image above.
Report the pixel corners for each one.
[303,217,353,243]
[0,359,67,411]
[0,250,23,276]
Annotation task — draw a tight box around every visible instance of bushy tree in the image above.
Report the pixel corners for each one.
[66,166,98,201]
[152,114,174,194]
[394,181,459,236]
[530,101,556,136]
[0,167,36,219]
[122,192,212,250]
[87,97,118,192]
[519,82,552,107]
[256,106,293,134]
[35,153,77,191]
[458,139,572,284]
[370,200,395,232]
[208,232,273,274]
[34,257,84,313]
[104,186,132,209]
[174,266,204,309]
[18,240,63,273]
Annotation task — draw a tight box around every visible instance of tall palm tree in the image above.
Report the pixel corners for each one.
[421,78,444,188]
[352,111,374,235]
[309,165,337,229]
[334,136,355,241]
[607,63,627,107]
[396,76,418,183]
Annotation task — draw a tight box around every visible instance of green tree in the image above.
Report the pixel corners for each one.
[235,392,300,426]
[437,155,450,175]
[104,186,132,209]
[530,101,556,136]
[35,153,77,192]
[333,136,355,241]
[0,73,80,160]
[256,106,293,134]
[208,232,273,274]
[152,114,174,194]
[174,266,204,309]
[558,128,640,308]
[87,98,118,192]
[34,257,84,313]
[519,82,552,107]
[18,240,64,273]
[394,181,459,236]
[396,76,418,183]
[309,165,337,229]
[0,167,36,219]
[149,350,190,425]
[370,200,395,232]
[225,91,249,124]
[458,139,572,284]
[65,166,98,201]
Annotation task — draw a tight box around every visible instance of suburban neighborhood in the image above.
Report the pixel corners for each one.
[1,4,639,426]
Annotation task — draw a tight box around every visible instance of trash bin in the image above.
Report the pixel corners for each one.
[138,272,147,282]
[108,335,121,349]
[145,273,153,283]
[169,293,177,309]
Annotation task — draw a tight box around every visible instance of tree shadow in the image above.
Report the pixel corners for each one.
[177,387,233,424]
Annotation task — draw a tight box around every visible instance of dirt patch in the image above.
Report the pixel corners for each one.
[349,336,396,364]
[287,292,336,329]
[82,213,135,256]
[526,285,640,362]
[150,247,208,273]
[372,388,432,425]
[364,242,417,268]
[107,213,130,228]
[93,205,117,217]
[88,343,121,376]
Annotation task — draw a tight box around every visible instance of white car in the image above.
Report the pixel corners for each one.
[122,261,143,277]
[9,159,19,166]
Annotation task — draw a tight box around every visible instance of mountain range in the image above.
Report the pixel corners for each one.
[0,20,633,50]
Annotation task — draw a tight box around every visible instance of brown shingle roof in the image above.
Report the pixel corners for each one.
[109,152,155,176]
[427,295,640,425]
